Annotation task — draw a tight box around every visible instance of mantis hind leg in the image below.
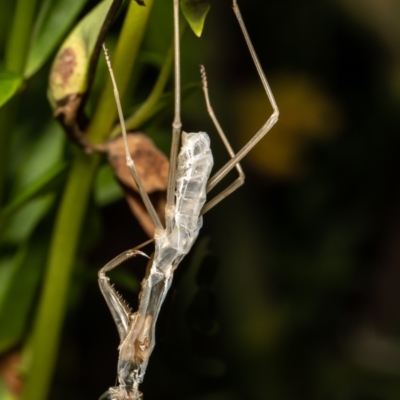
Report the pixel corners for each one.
[201,0,279,215]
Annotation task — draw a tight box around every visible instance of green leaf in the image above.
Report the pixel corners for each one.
[0,162,68,228]
[94,164,124,206]
[180,0,210,37]
[25,0,90,78]
[0,70,23,108]
[0,226,49,353]
[47,0,115,107]
[0,120,66,238]
[10,120,65,195]
[1,195,55,245]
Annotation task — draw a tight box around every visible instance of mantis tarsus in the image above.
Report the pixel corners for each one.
[98,0,279,399]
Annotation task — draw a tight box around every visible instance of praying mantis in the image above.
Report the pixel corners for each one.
[98,0,279,399]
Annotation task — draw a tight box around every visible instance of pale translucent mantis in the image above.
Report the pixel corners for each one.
[98,0,279,399]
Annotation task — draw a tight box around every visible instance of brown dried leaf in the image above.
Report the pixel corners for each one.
[102,133,169,237]
[0,351,23,396]
[125,192,166,238]
[53,93,91,151]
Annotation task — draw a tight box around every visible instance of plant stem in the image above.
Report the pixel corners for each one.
[112,44,175,136]
[21,151,100,400]
[88,0,155,144]
[113,19,187,137]
[21,2,155,399]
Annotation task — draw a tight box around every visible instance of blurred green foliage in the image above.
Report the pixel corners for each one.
[1,0,400,400]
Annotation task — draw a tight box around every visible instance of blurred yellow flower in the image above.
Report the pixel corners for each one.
[233,74,342,179]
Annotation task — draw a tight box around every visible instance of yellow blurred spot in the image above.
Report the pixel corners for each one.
[234,74,342,179]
